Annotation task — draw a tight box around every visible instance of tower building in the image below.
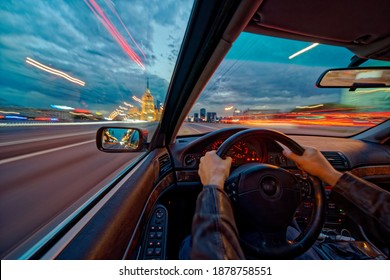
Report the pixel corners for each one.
[141,79,156,121]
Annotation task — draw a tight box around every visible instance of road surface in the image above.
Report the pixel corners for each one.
[0,121,155,258]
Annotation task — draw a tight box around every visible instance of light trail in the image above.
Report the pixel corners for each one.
[132,95,143,104]
[354,89,390,94]
[70,112,94,117]
[296,104,324,109]
[222,111,390,127]
[103,0,146,60]
[289,43,319,59]
[0,110,20,114]
[0,120,129,127]
[84,0,145,70]
[124,102,134,107]
[224,106,234,111]
[50,105,75,110]
[26,57,85,86]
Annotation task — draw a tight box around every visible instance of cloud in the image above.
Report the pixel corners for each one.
[193,60,342,115]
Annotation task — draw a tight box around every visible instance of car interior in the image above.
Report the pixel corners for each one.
[12,0,389,260]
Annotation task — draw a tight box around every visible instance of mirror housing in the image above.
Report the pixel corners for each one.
[316,67,390,88]
[96,127,148,152]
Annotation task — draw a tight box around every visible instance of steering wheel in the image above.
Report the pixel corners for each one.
[216,128,325,259]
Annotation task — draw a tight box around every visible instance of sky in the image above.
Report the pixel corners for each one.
[0,0,193,116]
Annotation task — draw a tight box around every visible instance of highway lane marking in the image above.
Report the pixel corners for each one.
[0,120,139,127]
[184,124,202,134]
[0,131,93,147]
[0,122,158,147]
[190,123,220,129]
[190,127,203,133]
[0,140,95,165]
[189,123,238,130]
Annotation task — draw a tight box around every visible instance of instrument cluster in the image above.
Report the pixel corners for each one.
[183,137,264,168]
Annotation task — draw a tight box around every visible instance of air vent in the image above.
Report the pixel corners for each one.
[321,151,349,170]
[158,153,172,176]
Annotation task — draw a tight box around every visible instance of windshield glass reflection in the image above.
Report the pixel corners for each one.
[179,33,390,137]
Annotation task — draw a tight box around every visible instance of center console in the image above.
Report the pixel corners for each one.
[295,186,387,259]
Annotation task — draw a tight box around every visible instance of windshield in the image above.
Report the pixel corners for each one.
[179,32,390,137]
[0,0,193,258]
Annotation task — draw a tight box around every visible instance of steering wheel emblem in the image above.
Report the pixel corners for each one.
[260,176,279,197]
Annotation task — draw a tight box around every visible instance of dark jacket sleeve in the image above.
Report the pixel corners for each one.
[190,185,245,259]
[331,172,390,247]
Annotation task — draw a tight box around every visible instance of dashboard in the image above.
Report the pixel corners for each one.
[173,127,390,176]
[206,139,263,166]
[179,128,296,170]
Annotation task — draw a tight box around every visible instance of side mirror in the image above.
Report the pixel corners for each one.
[96,127,147,152]
[316,67,390,88]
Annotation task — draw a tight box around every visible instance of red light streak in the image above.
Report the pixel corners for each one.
[222,112,390,127]
[84,0,145,70]
[25,57,85,86]
[103,0,146,60]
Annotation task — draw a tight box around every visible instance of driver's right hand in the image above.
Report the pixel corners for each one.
[283,146,342,186]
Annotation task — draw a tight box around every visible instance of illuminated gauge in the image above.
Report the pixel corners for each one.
[201,139,224,156]
[184,154,197,167]
[229,141,249,159]
[243,150,259,162]
[228,141,260,165]
[210,139,224,151]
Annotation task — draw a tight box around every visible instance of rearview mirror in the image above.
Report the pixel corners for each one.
[96,127,147,152]
[316,67,390,88]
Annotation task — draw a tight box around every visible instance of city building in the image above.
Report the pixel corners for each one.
[119,79,162,122]
[200,108,206,121]
[207,112,217,122]
[128,107,140,121]
[0,106,86,121]
[141,81,156,121]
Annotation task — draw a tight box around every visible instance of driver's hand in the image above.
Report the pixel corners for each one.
[283,146,342,186]
[198,150,232,189]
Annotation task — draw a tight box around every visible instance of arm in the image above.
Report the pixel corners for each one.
[282,146,342,186]
[283,147,390,247]
[190,151,245,259]
[331,172,390,247]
